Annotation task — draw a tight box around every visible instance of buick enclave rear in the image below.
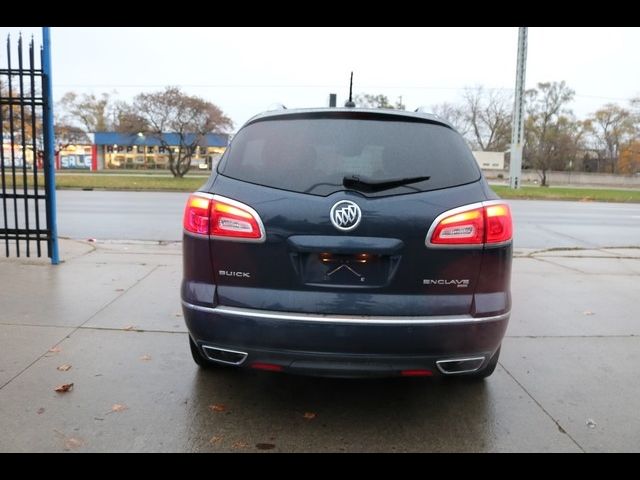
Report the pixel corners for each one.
[181,108,512,378]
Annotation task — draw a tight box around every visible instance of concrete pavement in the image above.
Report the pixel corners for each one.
[1,239,639,452]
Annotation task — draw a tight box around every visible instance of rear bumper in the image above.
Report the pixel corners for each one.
[182,302,509,377]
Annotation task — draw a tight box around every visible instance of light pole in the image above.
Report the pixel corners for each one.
[509,27,528,189]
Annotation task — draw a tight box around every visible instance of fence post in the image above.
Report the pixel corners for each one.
[42,27,59,264]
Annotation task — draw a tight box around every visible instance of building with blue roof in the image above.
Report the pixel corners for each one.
[56,132,229,171]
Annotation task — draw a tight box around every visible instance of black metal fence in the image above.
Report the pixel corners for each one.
[0,34,55,259]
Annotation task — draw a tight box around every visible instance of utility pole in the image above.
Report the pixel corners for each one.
[509,27,528,189]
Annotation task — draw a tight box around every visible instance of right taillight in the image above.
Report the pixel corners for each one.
[428,202,512,247]
[183,193,265,242]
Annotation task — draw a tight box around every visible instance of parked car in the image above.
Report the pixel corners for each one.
[181,107,512,378]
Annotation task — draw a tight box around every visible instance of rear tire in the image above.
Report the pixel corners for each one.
[468,346,500,379]
[189,336,215,369]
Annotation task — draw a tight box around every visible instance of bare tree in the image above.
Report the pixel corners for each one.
[354,93,404,110]
[111,100,149,133]
[129,86,233,177]
[1,79,45,153]
[523,81,579,186]
[430,102,470,138]
[58,92,116,132]
[630,96,640,120]
[589,104,636,173]
[2,82,93,160]
[54,120,90,153]
[460,86,512,152]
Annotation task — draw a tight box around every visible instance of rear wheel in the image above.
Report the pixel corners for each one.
[468,346,500,379]
[189,336,215,369]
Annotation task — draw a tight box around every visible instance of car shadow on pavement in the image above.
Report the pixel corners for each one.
[183,366,493,452]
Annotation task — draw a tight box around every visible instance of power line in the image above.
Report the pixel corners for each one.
[573,94,632,101]
[51,83,635,102]
[52,83,513,90]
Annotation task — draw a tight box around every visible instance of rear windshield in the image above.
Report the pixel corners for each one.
[218,116,481,197]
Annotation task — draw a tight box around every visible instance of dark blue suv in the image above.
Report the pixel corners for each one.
[181,108,512,378]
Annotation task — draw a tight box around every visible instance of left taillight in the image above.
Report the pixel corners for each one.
[183,193,265,242]
[183,193,212,235]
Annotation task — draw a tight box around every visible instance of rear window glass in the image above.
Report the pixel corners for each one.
[218,116,480,197]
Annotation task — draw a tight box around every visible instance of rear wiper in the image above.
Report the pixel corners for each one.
[342,175,430,192]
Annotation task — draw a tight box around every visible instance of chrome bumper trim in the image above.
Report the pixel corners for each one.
[182,301,510,325]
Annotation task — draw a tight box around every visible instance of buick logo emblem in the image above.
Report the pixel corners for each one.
[330,200,362,231]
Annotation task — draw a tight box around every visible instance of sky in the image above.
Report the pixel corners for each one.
[1,27,639,131]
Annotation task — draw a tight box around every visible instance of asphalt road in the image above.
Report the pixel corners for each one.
[45,190,640,248]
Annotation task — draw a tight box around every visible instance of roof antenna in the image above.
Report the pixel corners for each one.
[344,72,356,107]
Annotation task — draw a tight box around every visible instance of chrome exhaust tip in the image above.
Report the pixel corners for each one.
[436,356,485,375]
[202,345,248,366]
